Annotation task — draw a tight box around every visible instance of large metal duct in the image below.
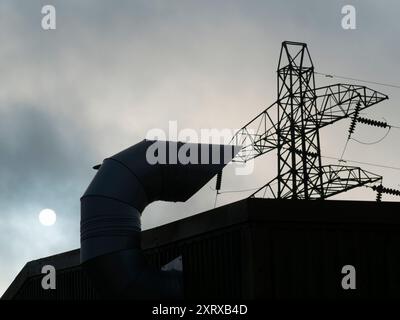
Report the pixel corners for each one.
[80,140,239,299]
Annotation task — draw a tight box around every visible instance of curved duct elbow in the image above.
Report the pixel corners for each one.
[80,140,239,299]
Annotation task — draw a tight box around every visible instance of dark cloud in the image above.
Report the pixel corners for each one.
[0,103,98,293]
[0,105,93,202]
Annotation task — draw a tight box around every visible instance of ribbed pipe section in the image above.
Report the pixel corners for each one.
[80,140,238,299]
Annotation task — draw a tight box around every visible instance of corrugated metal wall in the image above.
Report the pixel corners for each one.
[145,224,250,299]
[13,267,98,300]
[9,199,400,300]
[250,222,400,299]
[12,223,252,300]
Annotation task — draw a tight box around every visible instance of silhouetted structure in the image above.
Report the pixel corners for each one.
[3,198,400,299]
[80,140,238,299]
[231,41,389,200]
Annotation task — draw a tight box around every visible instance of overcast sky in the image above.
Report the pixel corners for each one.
[1,0,399,296]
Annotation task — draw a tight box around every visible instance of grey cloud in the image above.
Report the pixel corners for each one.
[1,0,400,296]
[0,104,94,204]
[0,103,97,295]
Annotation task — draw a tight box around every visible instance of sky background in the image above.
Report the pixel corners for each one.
[1,0,400,296]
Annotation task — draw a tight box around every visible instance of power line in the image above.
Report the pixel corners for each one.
[339,139,350,160]
[212,185,261,207]
[315,71,400,89]
[350,127,392,145]
[210,186,261,194]
[322,155,400,171]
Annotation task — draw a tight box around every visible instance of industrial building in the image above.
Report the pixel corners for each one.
[3,198,400,299]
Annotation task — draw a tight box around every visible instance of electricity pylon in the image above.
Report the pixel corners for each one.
[231,41,387,200]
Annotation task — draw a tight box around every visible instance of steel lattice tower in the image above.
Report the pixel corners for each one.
[276,42,323,199]
[231,41,388,200]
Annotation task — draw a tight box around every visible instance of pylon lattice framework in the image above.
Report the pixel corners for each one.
[231,41,387,200]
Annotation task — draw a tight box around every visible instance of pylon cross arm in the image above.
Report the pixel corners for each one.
[315,84,388,128]
[249,165,382,200]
